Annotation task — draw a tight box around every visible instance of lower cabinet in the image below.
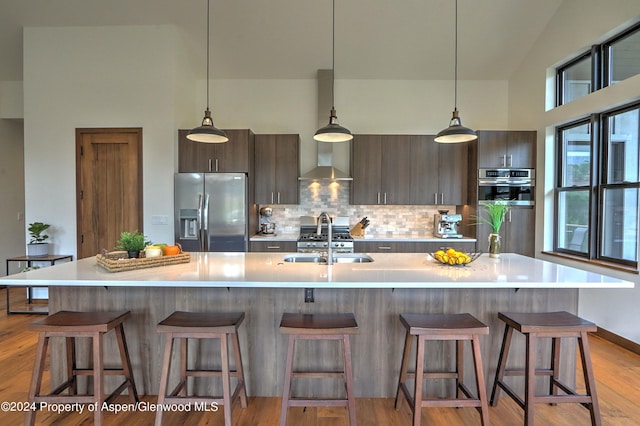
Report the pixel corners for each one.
[354,241,476,253]
[250,241,296,252]
[474,207,535,257]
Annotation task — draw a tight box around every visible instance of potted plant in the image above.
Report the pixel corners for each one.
[473,202,510,258]
[115,230,149,258]
[27,222,51,257]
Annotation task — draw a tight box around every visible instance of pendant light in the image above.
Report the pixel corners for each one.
[314,0,352,143]
[434,0,477,143]
[187,0,228,143]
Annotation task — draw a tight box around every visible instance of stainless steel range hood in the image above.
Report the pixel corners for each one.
[299,69,352,181]
[298,142,352,181]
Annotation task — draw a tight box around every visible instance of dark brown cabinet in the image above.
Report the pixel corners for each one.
[178,129,255,173]
[476,130,536,168]
[354,241,476,253]
[474,207,535,257]
[250,241,296,252]
[254,134,299,204]
[351,135,412,205]
[411,135,468,205]
[351,134,467,205]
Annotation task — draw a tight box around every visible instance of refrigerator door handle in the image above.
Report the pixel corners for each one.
[197,194,204,251]
[203,194,210,251]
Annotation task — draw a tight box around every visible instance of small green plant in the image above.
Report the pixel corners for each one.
[472,202,510,233]
[115,230,149,252]
[28,222,51,244]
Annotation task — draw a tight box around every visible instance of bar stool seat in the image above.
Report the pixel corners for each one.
[395,313,490,426]
[155,311,247,426]
[26,310,139,426]
[279,312,358,426]
[490,311,601,426]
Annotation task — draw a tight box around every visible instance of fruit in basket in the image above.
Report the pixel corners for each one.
[432,249,476,265]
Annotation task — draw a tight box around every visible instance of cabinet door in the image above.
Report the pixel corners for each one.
[438,142,468,205]
[254,135,277,204]
[505,207,535,257]
[477,130,509,168]
[506,131,536,168]
[381,135,412,204]
[274,135,299,204]
[410,135,439,204]
[250,241,296,252]
[178,129,253,173]
[351,135,383,204]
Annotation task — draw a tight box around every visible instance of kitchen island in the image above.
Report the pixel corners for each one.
[1,252,632,398]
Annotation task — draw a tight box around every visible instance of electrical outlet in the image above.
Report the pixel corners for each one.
[304,288,314,303]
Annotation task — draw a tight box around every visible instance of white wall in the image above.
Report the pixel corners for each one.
[509,0,640,342]
[0,119,25,275]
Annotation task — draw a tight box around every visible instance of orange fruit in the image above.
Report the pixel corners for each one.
[163,245,181,256]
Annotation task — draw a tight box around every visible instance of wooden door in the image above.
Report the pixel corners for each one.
[381,135,412,204]
[76,128,143,259]
[477,130,508,168]
[410,135,438,204]
[507,130,536,168]
[254,134,277,204]
[438,142,468,205]
[274,134,299,204]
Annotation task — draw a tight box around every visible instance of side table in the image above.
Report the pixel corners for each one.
[5,254,73,315]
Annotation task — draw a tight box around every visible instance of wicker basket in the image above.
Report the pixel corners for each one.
[96,252,190,272]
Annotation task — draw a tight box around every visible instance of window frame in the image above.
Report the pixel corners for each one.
[602,22,640,88]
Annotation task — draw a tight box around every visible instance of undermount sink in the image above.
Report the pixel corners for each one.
[283,253,374,263]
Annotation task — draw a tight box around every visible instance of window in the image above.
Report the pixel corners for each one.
[556,23,640,106]
[604,23,640,86]
[555,103,640,268]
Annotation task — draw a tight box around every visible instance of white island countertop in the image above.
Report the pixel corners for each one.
[0,252,633,289]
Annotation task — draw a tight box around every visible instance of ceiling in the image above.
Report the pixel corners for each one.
[0,0,565,82]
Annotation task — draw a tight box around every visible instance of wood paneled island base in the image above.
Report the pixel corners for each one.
[48,286,579,398]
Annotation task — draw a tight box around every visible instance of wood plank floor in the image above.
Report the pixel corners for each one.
[1,287,639,425]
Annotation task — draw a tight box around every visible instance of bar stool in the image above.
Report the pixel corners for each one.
[490,311,601,426]
[279,312,358,426]
[155,311,247,426]
[395,313,490,426]
[25,310,139,426]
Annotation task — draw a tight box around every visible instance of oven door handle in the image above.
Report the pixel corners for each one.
[479,180,533,186]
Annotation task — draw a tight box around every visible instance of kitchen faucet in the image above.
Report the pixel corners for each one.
[317,212,333,266]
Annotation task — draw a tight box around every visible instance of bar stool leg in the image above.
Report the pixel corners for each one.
[155,332,174,426]
[231,332,248,407]
[65,337,77,395]
[114,323,138,402]
[179,337,187,396]
[524,332,537,426]
[456,340,464,399]
[220,334,233,426]
[471,335,490,426]
[26,334,49,426]
[280,334,295,426]
[578,331,602,426]
[490,324,513,406]
[342,334,357,426]
[92,331,104,425]
[413,335,426,426]
[550,337,561,402]
[395,330,412,409]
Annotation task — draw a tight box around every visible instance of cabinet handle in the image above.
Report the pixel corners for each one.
[440,193,444,204]
[215,158,219,172]
[267,246,281,250]
[384,193,387,204]
[208,159,212,172]
[377,192,381,204]
[508,155,513,167]
[271,192,274,204]
[501,154,507,167]
[277,192,281,204]
[434,193,438,204]
[378,246,392,250]
[508,210,512,222]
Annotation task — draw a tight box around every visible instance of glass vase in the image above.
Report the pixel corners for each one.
[488,233,501,258]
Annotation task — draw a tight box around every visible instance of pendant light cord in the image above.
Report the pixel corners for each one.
[454,0,458,111]
[206,0,211,111]
[331,0,336,109]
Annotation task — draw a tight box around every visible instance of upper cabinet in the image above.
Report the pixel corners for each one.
[351,134,467,205]
[476,130,536,168]
[178,129,255,173]
[254,134,300,204]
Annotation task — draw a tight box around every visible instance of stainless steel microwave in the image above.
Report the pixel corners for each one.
[478,168,535,206]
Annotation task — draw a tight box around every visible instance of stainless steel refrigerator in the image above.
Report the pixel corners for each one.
[175,173,248,252]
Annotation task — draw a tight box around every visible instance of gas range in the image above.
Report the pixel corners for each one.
[296,216,354,253]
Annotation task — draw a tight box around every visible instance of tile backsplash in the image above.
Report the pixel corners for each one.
[258,182,460,236]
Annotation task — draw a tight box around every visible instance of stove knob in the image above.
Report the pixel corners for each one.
[340,242,344,247]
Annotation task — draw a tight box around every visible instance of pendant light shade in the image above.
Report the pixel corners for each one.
[314,0,352,143]
[435,0,476,144]
[187,0,228,143]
